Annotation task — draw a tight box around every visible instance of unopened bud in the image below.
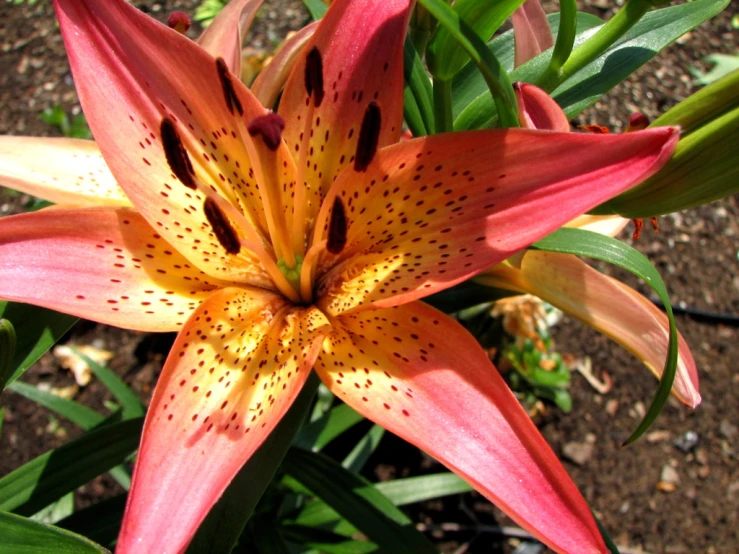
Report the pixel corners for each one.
[0,318,17,391]
[168,11,191,34]
[626,112,649,132]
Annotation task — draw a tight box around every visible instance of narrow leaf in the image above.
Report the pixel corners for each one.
[0,418,142,515]
[0,511,109,554]
[283,448,438,554]
[0,302,77,389]
[531,228,677,443]
[403,37,435,136]
[7,381,105,429]
[342,424,385,473]
[294,403,365,451]
[56,495,127,548]
[71,349,144,419]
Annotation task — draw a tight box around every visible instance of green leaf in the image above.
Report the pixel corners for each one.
[454,0,729,129]
[403,37,435,136]
[7,381,105,429]
[342,425,385,473]
[424,280,515,313]
[0,511,109,554]
[452,12,603,126]
[247,515,292,554]
[690,53,739,86]
[0,302,78,390]
[0,318,17,391]
[425,0,524,80]
[283,448,439,554]
[186,374,321,554]
[71,349,144,420]
[55,495,126,548]
[30,493,74,525]
[531,228,677,444]
[419,0,519,128]
[296,472,472,530]
[302,0,328,20]
[281,524,379,553]
[294,403,365,451]
[0,418,142,516]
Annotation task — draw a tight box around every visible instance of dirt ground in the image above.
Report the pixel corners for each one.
[0,1,737,553]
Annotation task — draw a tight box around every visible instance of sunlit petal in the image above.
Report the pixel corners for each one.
[314,302,606,553]
[316,127,678,315]
[278,0,412,235]
[197,0,263,75]
[53,0,292,280]
[118,287,331,553]
[0,208,254,332]
[511,0,554,68]
[251,21,319,109]
[566,214,630,237]
[479,250,700,407]
[0,136,129,207]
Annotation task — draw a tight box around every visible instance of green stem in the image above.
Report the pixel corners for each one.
[559,0,650,82]
[433,78,454,133]
[537,0,578,90]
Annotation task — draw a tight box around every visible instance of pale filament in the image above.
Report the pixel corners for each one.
[291,101,316,258]
[299,239,326,303]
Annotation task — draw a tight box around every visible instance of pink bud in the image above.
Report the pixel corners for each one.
[627,112,649,132]
[168,11,191,34]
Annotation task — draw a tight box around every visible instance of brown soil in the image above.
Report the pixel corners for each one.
[0,1,737,553]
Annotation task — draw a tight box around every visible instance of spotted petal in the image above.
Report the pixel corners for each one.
[0,208,249,331]
[0,136,129,207]
[278,0,412,234]
[314,302,606,554]
[251,21,319,109]
[316,127,679,315]
[53,0,296,280]
[118,287,331,553]
[197,0,262,75]
[479,251,701,407]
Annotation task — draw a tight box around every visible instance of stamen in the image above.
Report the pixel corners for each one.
[247,113,286,151]
[627,112,649,132]
[327,196,348,254]
[167,11,191,34]
[203,198,241,254]
[216,57,244,116]
[300,239,326,304]
[304,47,325,107]
[161,118,197,190]
[354,101,382,172]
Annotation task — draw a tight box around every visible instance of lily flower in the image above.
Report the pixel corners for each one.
[0,0,679,552]
[479,83,700,407]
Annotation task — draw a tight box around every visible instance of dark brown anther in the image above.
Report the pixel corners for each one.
[649,216,660,234]
[578,123,609,134]
[247,113,286,151]
[327,196,348,254]
[354,101,381,172]
[161,118,197,190]
[216,58,243,116]
[204,198,241,255]
[304,47,325,107]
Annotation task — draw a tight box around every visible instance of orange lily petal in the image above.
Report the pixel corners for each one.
[0,136,130,207]
[197,0,262,75]
[511,0,554,68]
[314,301,606,553]
[251,21,319,109]
[514,82,570,132]
[316,127,679,315]
[278,0,412,233]
[118,288,330,553]
[53,0,293,279]
[0,208,253,332]
[479,250,700,407]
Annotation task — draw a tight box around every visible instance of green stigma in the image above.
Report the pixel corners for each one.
[277,255,304,292]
